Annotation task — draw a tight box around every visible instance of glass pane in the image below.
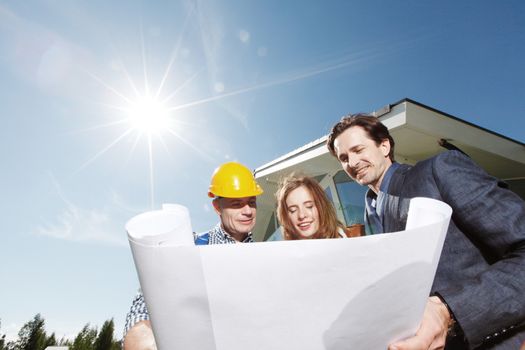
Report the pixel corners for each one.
[266,226,283,241]
[333,170,367,226]
[262,212,277,241]
[324,186,333,202]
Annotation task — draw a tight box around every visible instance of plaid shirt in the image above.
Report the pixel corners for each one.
[207,222,253,244]
[123,223,253,337]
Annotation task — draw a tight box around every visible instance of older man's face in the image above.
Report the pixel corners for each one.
[213,196,257,238]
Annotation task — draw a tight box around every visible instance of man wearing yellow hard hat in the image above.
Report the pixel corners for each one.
[123,162,263,350]
[195,161,263,244]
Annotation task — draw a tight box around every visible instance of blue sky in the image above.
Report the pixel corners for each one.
[1,0,524,341]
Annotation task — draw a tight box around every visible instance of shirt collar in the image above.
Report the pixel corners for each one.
[379,162,400,193]
[211,222,253,243]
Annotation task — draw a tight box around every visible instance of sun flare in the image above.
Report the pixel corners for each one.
[128,96,171,135]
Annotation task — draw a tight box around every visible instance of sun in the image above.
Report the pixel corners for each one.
[127,95,171,136]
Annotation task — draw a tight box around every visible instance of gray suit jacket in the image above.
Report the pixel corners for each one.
[369,150,525,349]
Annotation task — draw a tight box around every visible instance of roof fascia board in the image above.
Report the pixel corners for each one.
[378,102,407,130]
[397,98,524,147]
[255,103,410,178]
[254,98,524,178]
[405,102,525,163]
[255,140,328,178]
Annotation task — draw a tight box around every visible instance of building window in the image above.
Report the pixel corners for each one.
[333,170,367,226]
[324,186,333,202]
[263,212,283,241]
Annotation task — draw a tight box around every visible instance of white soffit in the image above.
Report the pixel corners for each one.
[396,102,525,179]
[254,99,525,182]
[405,102,525,163]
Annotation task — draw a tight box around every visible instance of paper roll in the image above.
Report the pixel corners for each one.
[126,203,194,246]
[405,197,452,231]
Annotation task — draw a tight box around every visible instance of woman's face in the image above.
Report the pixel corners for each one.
[285,185,320,238]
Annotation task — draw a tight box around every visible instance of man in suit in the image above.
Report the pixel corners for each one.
[327,114,525,349]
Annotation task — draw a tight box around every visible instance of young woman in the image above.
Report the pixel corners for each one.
[276,174,363,240]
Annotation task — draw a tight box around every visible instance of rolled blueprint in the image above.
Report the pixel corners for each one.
[406,197,452,231]
[126,204,216,349]
[126,203,194,246]
[127,198,453,350]
[405,197,453,269]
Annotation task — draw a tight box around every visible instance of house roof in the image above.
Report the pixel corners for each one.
[251,98,525,240]
[255,98,525,181]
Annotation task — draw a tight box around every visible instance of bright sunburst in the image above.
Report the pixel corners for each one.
[127,95,171,136]
[79,4,370,210]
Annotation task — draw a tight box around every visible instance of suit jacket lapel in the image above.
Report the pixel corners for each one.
[381,164,412,233]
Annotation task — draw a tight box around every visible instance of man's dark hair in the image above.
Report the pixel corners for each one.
[327,113,395,162]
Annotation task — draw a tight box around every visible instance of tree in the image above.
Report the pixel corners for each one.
[43,332,57,348]
[57,336,72,347]
[71,324,97,350]
[2,316,120,350]
[0,319,6,350]
[3,342,15,350]
[93,319,116,350]
[17,314,47,350]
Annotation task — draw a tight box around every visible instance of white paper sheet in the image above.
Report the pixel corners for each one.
[127,197,452,350]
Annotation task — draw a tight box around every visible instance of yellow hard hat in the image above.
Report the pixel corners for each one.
[208,162,263,198]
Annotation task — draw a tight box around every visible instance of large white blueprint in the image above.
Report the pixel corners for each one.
[126,198,452,350]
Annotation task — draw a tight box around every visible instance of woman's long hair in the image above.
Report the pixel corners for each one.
[276,174,343,240]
